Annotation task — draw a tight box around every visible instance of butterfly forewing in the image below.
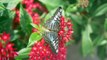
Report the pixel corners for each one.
[44,7,63,32]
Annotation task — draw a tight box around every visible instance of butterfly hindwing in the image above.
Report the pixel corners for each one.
[43,31,59,53]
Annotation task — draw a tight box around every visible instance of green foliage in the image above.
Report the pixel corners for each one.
[27,32,42,47]
[82,24,93,56]
[0,3,5,10]
[20,4,32,35]
[104,18,107,31]
[0,0,21,10]
[93,3,107,17]
[39,0,66,11]
[0,4,15,32]
[15,48,31,59]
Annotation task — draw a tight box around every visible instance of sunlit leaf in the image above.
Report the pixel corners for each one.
[82,24,93,56]
[15,48,31,59]
[66,4,77,13]
[0,3,5,10]
[93,3,107,17]
[0,0,21,10]
[99,40,107,46]
[7,0,21,10]
[39,0,65,11]
[27,32,42,47]
[31,23,39,29]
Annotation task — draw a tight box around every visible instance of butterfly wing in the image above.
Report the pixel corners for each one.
[44,7,63,32]
[43,31,59,53]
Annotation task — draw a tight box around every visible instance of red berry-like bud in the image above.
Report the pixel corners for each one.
[29,0,34,3]
[1,32,10,42]
[1,49,6,56]
[67,21,72,26]
[0,42,2,48]
[6,43,14,51]
[68,30,73,35]
[68,25,72,30]
[32,47,37,51]
[59,30,64,35]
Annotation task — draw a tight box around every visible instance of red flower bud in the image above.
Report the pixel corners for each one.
[1,32,10,42]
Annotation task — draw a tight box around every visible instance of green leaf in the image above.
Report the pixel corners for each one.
[93,35,104,47]
[0,0,10,3]
[99,40,107,46]
[0,9,15,32]
[0,0,21,10]
[97,45,106,60]
[15,48,31,59]
[39,0,65,11]
[27,32,42,47]
[8,10,16,19]
[66,4,77,13]
[0,3,5,10]
[20,4,32,35]
[31,23,39,29]
[70,13,83,25]
[82,24,93,56]
[93,3,107,17]
[31,23,43,33]
[7,0,21,10]
[104,18,107,31]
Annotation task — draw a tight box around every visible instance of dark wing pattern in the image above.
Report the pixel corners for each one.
[44,7,63,32]
[43,31,59,53]
[43,7,63,53]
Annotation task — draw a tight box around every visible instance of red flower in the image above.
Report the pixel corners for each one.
[1,32,10,42]
[0,32,18,60]
[59,16,73,43]
[29,39,66,60]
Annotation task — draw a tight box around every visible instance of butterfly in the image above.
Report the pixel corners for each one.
[43,7,63,53]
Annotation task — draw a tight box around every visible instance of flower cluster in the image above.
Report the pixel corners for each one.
[29,16,73,60]
[13,0,48,31]
[78,0,89,8]
[14,0,47,24]
[59,16,73,43]
[29,38,66,60]
[0,32,17,60]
